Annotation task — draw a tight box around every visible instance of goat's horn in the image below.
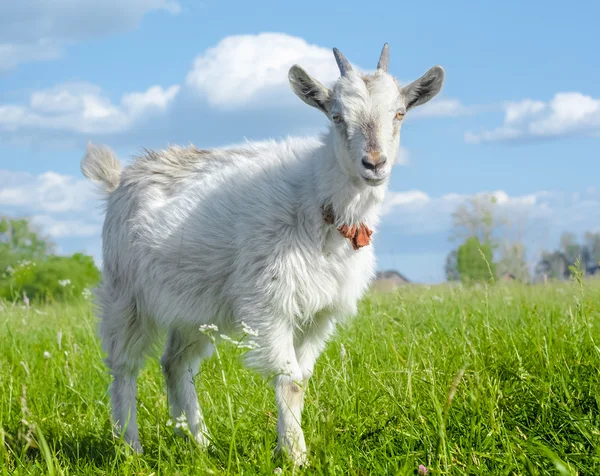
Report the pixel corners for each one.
[333,48,353,77]
[377,43,389,72]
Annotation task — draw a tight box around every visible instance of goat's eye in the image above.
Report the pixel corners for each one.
[332,114,342,124]
[395,111,405,121]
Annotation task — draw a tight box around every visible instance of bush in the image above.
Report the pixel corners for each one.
[0,253,100,302]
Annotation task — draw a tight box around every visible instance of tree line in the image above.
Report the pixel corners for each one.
[444,196,599,283]
[0,218,100,302]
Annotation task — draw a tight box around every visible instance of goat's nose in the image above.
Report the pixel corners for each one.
[361,155,387,171]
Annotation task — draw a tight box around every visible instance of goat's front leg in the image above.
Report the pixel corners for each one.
[246,319,307,466]
[295,314,336,387]
[274,372,307,466]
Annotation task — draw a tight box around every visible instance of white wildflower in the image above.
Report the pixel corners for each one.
[432,295,443,302]
[44,351,51,359]
[175,414,188,431]
[220,333,259,350]
[220,334,240,345]
[199,324,219,334]
[166,419,173,427]
[81,288,92,300]
[274,468,283,475]
[241,321,259,337]
[58,279,71,287]
[237,339,259,350]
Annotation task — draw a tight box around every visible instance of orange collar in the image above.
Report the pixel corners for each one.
[322,205,373,251]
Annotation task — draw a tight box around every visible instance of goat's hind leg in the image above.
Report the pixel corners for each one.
[161,327,213,447]
[100,300,154,453]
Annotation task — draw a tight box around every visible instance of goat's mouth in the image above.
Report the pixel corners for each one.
[360,174,387,186]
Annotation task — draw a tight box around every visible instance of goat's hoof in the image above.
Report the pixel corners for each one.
[194,431,212,449]
[174,427,214,451]
[126,439,143,454]
[274,444,309,467]
[292,451,309,467]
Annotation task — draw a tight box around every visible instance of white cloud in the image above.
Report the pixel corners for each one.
[410,98,469,118]
[0,32,466,140]
[504,99,546,124]
[185,33,344,109]
[382,190,430,214]
[396,146,410,165]
[381,187,600,254]
[0,82,180,135]
[30,215,101,238]
[0,169,103,241]
[0,170,96,213]
[0,0,180,71]
[466,92,600,143]
[382,189,537,236]
[185,33,468,116]
[0,42,62,72]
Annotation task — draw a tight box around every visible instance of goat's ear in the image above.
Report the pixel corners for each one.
[288,65,332,114]
[401,66,445,110]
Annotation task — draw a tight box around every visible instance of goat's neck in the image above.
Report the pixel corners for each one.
[307,131,387,228]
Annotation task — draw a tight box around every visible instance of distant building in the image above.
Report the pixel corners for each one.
[500,272,516,282]
[372,270,411,292]
[587,260,600,276]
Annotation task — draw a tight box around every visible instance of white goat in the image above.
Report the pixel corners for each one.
[81,44,444,466]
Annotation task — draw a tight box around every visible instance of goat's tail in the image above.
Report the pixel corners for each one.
[81,142,123,194]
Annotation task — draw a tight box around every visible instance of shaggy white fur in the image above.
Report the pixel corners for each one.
[81,44,444,466]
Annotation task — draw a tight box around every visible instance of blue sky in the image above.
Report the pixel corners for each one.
[1,0,599,282]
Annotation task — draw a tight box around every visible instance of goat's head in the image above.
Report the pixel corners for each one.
[289,44,444,187]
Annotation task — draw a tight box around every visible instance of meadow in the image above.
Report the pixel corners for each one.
[0,277,599,475]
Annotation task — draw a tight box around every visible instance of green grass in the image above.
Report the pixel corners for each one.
[1,279,599,475]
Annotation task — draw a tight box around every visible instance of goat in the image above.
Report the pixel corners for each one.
[81,44,444,466]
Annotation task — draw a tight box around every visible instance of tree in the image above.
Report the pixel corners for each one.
[457,237,496,283]
[583,231,600,269]
[450,195,507,245]
[0,218,54,270]
[0,218,100,302]
[534,251,569,282]
[445,249,460,281]
[560,232,582,265]
[497,242,530,282]
[532,231,600,282]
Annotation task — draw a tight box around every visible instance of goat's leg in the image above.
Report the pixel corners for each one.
[110,370,142,452]
[100,300,154,453]
[274,372,307,466]
[246,319,307,466]
[161,327,213,447]
[295,315,336,388]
